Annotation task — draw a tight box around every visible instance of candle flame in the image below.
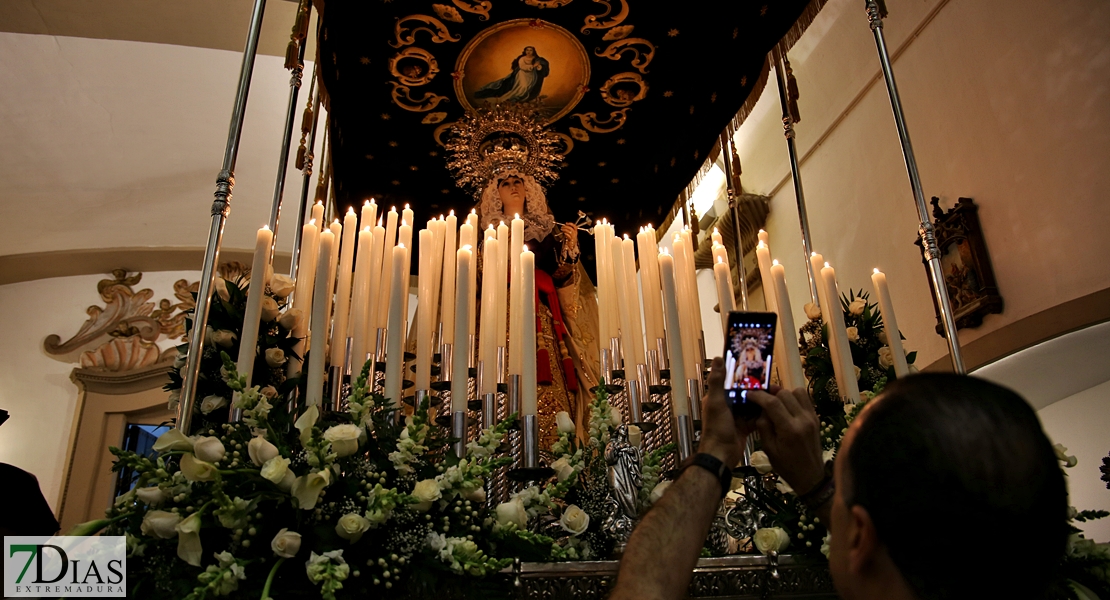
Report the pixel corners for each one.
[757,240,766,248]
[449,209,455,216]
[759,228,767,234]
[514,213,520,219]
[314,200,322,206]
[333,218,340,225]
[660,247,670,256]
[623,234,629,240]
[824,262,831,269]
[470,208,477,214]
[461,244,472,251]
[523,244,529,251]
[488,223,495,230]
[714,227,720,234]
[363,226,370,232]
[363,200,370,206]
[811,252,818,257]
[772,259,780,266]
[309,219,316,225]
[404,203,410,209]
[874,268,881,274]
[716,256,723,264]
[347,207,356,215]
[398,243,405,249]
[377,217,383,226]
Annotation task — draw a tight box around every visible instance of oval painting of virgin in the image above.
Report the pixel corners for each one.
[454,19,590,123]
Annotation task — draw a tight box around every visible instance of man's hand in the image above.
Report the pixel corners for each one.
[746,388,825,496]
[699,357,751,467]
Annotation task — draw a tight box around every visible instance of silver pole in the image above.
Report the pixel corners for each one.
[290,81,322,280]
[522,414,540,468]
[452,410,468,458]
[719,127,750,311]
[676,414,694,460]
[771,47,820,306]
[177,0,268,433]
[508,374,522,418]
[864,0,965,374]
[266,25,307,238]
[482,392,498,430]
[687,378,702,424]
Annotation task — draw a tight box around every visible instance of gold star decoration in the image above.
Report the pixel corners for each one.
[598,161,607,167]
[381,113,391,120]
[429,150,439,157]
[611,178,619,184]
[668,29,680,37]
[710,92,717,103]
[569,180,577,185]
[663,90,674,98]
[359,57,370,65]
[388,141,399,147]
[391,180,401,185]
[409,165,418,171]
[740,76,748,87]
[365,154,374,160]
[616,139,626,145]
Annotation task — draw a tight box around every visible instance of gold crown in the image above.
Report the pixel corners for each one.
[445,103,563,196]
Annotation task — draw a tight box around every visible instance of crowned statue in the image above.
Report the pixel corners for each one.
[445,103,602,445]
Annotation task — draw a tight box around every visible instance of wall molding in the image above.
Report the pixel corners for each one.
[0,247,293,286]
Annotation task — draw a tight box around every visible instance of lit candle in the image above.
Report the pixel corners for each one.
[496,220,510,353]
[289,219,319,377]
[809,252,845,395]
[672,234,700,385]
[440,212,458,358]
[236,225,273,388]
[508,214,524,375]
[377,207,399,329]
[330,208,358,368]
[610,237,634,368]
[360,199,377,233]
[679,228,704,340]
[595,222,612,360]
[415,229,434,391]
[713,255,735,333]
[364,221,386,356]
[658,249,689,417]
[771,259,806,389]
[384,243,407,408]
[398,218,413,341]
[451,245,472,412]
[620,234,646,367]
[820,261,861,403]
[871,269,910,377]
[756,240,778,315]
[521,246,537,415]
[479,234,499,394]
[459,222,477,342]
[758,228,769,246]
[327,220,342,300]
[349,226,372,376]
[712,227,723,246]
[310,201,324,229]
[305,229,335,406]
[638,226,665,349]
[427,218,445,338]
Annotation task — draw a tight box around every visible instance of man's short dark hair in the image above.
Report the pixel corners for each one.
[843,373,1067,600]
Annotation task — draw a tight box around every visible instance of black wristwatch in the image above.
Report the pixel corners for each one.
[681,452,732,499]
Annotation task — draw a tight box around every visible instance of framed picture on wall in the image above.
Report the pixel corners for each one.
[917,197,1004,335]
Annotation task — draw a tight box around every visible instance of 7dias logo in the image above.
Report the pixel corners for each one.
[4,536,126,597]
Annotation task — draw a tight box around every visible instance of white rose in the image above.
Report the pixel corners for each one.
[213,277,231,302]
[854,365,862,381]
[261,456,292,487]
[140,510,182,539]
[193,436,226,463]
[248,436,280,466]
[804,303,822,320]
[135,486,169,506]
[411,479,442,512]
[271,528,302,558]
[153,429,194,453]
[260,297,281,322]
[335,513,371,543]
[628,424,642,448]
[649,480,672,505]
[323,424,362,458]
[560,505,590,536]
[180,453,217,482]
[555,411,575,434]
[200,394,228,415]
[270,274,296,298]
[279,307,305,331]
[265,348,286,368]
[877,346,894,369]
[750,450,773,474]
[212,329,237,348]
[753,527,791,555]
[551,457,575,482]
[609,406,622,427]
[260,385,278,399]
[291,470,330,510]
[495,499,528,528]
[848,299,866,316]
[463,486,486,503]
[846,326,859,343]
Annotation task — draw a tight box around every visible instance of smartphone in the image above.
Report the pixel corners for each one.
[723,311,778,419]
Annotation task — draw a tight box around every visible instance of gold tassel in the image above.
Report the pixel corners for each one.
[285,40,300,71]
[785,56,802,124]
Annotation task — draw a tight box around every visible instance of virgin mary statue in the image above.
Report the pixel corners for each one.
[477,171,600,446]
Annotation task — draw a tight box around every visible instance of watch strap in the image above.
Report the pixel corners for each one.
[682,452,732,499]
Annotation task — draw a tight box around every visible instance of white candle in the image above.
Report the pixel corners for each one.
[330,208,358,367]
[496,220,510,353]
[521,247,537,415]
[595,222,612,360]
[236,225,273,388]
[440,212,458,357]
[415,229,434,391]
[820,262,861,403]
[310,201,324,229]
[326,220,342,303]
[672,234,700,384]
[479,234,500,394]
[679,229,704,338]
[361,199,377,233]
[713,256,735,333]
[349,226,372,377]
[508,214,524,375]
[364,222,386,357]
[384,244,407,408]
[771,260,806,390]
[459,223,477,342]
[398,219,414,342]
[427,218,445,340]
[451,245,472,412]
[610,237,634,368]
[756,240,778,315]
[810,252,845,395]
[377,207,399,328]
[871,269,910,377]
[305,230,335,406]
[658,250,689,417]
[289,219,319,377]
[620,234,646,367]
[758,228,769,246]
[712,227,723,246]
[639,226,665,349]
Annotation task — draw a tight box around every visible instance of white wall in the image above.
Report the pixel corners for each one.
[1039,380,1110,542]
[0,271,195,511]
[734,0,1110,369]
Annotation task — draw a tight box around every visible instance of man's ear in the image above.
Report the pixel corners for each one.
[847,504,881,575]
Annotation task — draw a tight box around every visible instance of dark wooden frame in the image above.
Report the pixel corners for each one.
[917,197,1004,335]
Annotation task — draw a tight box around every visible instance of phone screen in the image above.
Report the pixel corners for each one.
[724,311,777,419]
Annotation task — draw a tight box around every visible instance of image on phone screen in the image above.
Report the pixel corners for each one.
[724,312,777,418]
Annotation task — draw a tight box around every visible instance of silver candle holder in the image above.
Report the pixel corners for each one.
[328,365,343,412]
[508,373,521,422]
[676,414,695,460]
[656,336,669,370]
[627,378,644,425]
[508,414,554,481]
[496,347,506,385]
[687,378,703,425]
[482,392,498,430]
[452,410,468,458]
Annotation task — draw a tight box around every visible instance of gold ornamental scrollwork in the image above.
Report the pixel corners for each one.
[581,0,629,34]
[571,108,629,133]
[595,37,655,74]
[553,131,576,154]
[452,0,493,20]
[433,4,464,23]
[524,0,574,8]
[388,47,440,86]
[433,121,458,146]
[390,82,450,111]
[390,14,462,48]
[600,72,647,107]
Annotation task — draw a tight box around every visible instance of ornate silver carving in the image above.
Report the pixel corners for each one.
[602,424,642,551]
[211,169,234,217]
[918,222,940,261]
